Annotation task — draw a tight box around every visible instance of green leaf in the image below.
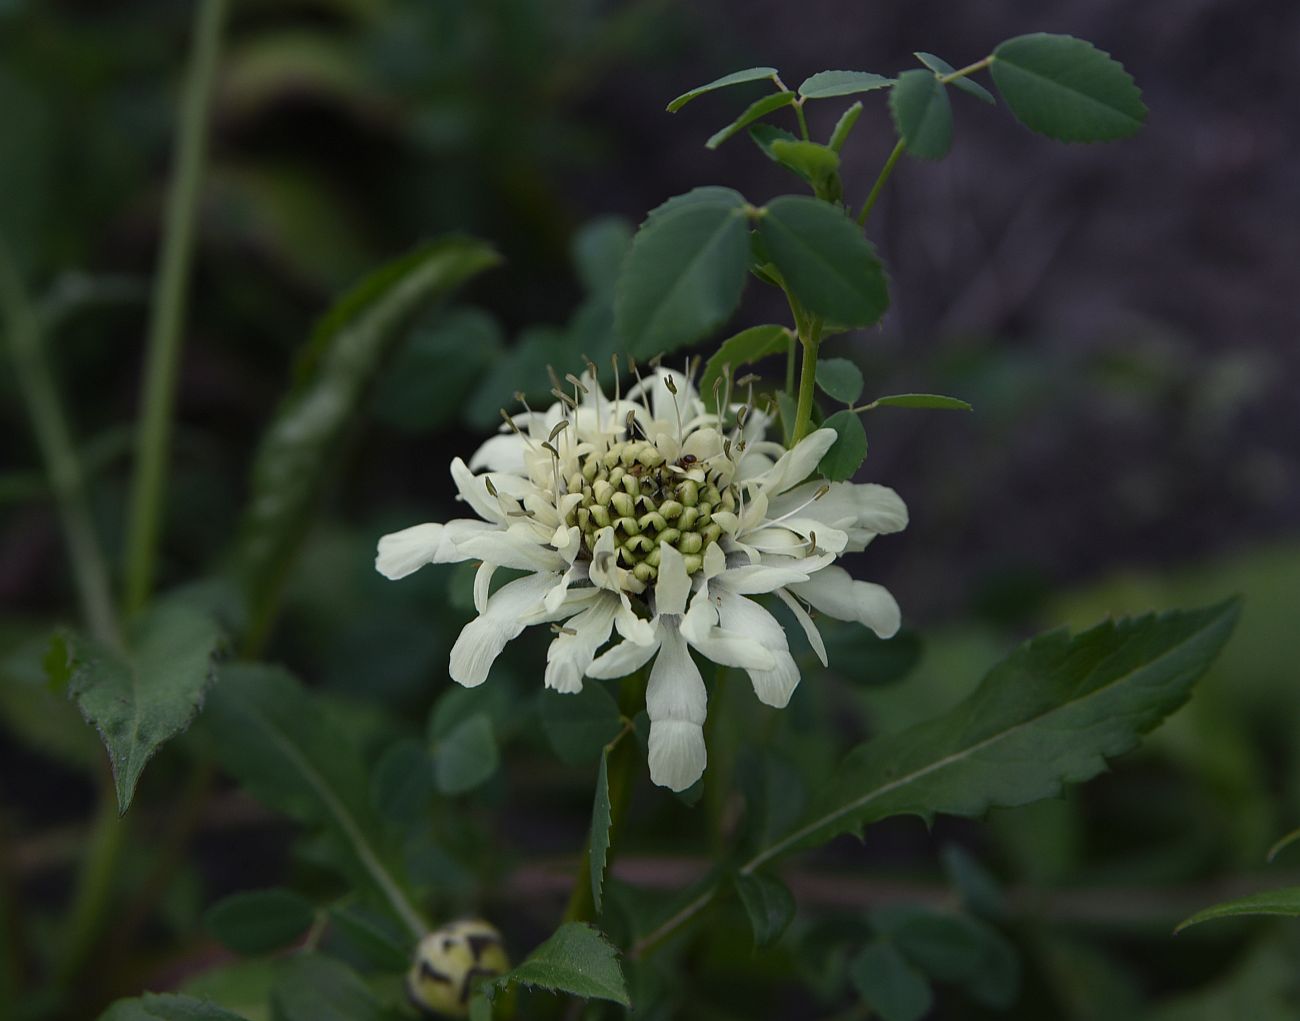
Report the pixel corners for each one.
[798,70,893,99]
[203,888,315,956]
[590,751,613,913]
[914,52,996,104]
[101,994,252,1021]
[866,392,972,411]
[204,665,426,938]
[271,954,384,1021]
[666,67,779,113]
[828,101,864,152]
[486,923,629,1006]
[66,603,222,813]
[734,872,796,948]
[874,907,1019,1008]
[1268,828,1300,863]
[370,738,434,824]
[699,324,791,408]
[990,33,1146,142]
[433,712,498,795]
[327,902,410,972]
[572,216,633,296]
[815,357,864,404]
[757,196,888,327]
[941,845,1007,918]
[817,410,868,482]
[752,600,1240,863]
[889,69,953,160]
[706,91,798,149]
[181,960,275,1021]
[233,237,500,636]
[540,683,622,766]
[849,941,932,1021]
[769,140,842,200]
[615,188,750,358]
[1175,887,1300,933]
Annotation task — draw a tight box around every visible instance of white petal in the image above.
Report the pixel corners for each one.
[702,541,727,579]
[545,595,619,694]
[716,552,835,595]
[375,521,479,579]
[588,632,662,679]
[645,625,707,792]
[473,561,496,614]
[469,432,528,475]
[716,591,800,708]
[746,428,837,496]
[448,572,559,687]
[456,523,567,573]
[654,542,691,616]
[450,457,505,523]
[775,588,828,667]
[615,596,656,645]
[687,627,776,672]
[789,565,901,639]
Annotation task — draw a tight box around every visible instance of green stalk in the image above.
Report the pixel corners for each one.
[123,0,228,614]
[856,139,905,227]
[53,782,126,987]
[0,243,119,647]
[790,319,823,444]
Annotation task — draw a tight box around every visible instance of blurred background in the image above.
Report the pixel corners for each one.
[2,0,1299,1018]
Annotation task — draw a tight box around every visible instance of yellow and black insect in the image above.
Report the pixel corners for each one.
[407,919,510,1018]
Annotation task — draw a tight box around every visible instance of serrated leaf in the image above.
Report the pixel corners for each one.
[271,954,384,1021]
[757,196,888,327]
[866,392,972,411]
[815,357,864,404]
[914,52,995,104]
[486,923,629,1006]
[540,683,622,766]
[204,665,426,938]
[433,712,498,795]
[699,324,791,408]
[817,410,868,481]
[734,872,796,948]
[615,187,750,358]
[769,139,842,200]
[706,91,797,149]
[890,69,953,160]
[590,750,613,913]
[66,603,222,813]
[828,101,864,152]
[666,67,778,113]
[233,237,499,635]
[203,888,315,956]
[798,70,893,99]
[990,33,1146,142]
[1175,887,1300,933]
[100,995,251,1021]
[748,600,1240,864]
[370,738,434,824]
[849,942,932,1021]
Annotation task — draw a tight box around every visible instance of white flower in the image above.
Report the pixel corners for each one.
[376,364,907,791]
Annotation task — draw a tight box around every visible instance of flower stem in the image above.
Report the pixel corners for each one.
[123,0,228,615]
[856,139,905,228]
[939,55,993,84]
[791,319,823,445]
[0,242,120,647]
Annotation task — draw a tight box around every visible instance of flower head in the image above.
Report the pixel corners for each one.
[377,363,906,790]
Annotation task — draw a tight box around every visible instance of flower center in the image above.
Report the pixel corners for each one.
[565,439,738,582]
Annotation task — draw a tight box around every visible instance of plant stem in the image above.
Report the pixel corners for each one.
[856,139,905,228]
[0,242,120,647]
[53,778,125,987]
[939,55,993,84]
[123,0,228,615]
[791,319,823,444]
[794,99,810,140]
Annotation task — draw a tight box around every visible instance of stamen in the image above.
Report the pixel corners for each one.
[564,372,588,395]
[484,476,498,497]
[551,624,578,636]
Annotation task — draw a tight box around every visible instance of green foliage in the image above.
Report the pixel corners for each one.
[62,602,222,813]
[615,187,751,358]
[203,889,316,956]
[101,994,251,1021]
[590,750,613,913]
[433,713,499,795]
[483,923,629,1007]
[705,92,798,149]
[757,197,888,327]
[369,739,434,825]
[849,941,932,1021]
[865,392,973,411]
[914,52,996,104]
[990,33,1146,142]
[873,906,1020,1008]
[890,69,954,159]
[769,140,842,200]
[698,324,790,405]
[828,101,864,152]
[233,237,500,638]
[734,872,796,948]
[798,70,893,99]
[1175,887,1300,933]
[815,357,864,404]
[755,601,1240,861]
[666,67,778,113]
[816,410,869,481]
[270,954,387,1021]
[540,683,622,766]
